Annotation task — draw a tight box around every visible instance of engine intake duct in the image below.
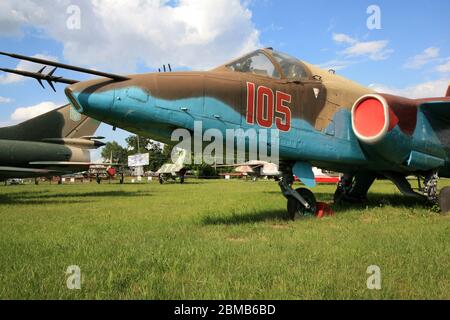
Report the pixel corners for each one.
[351,93,418,165]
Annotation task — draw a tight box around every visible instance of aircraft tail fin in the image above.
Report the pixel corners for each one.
[0,104,101,141]
[446,84,450,97]
[174,149,188,166]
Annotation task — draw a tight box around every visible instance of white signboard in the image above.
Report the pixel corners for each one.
[128,153,149,167]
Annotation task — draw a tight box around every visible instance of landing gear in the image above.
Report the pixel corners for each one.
[334,173,376,204]
[421,172,450,214]
[334,174,354,203]
[421,171,450,214]
[279,161,317,220]
[423,171,439,203]
[287,188,317,220]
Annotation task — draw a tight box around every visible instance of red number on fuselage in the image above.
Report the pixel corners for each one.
[246,82,256,124]
[275,91,291,132]
[246,82,291,132]
[257,86,274,128]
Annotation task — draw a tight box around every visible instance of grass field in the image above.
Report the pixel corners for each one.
[0,179,449,300]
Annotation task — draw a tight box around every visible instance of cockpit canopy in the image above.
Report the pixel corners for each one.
[225,49,310,80]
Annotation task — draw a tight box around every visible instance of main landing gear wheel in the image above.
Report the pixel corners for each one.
[287,188,317,220]
[439,186,450,214]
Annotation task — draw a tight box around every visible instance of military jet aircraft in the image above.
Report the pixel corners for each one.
[217,160,280,181]
[2,49,450,218]
[157,149,188,184]
[0,103,104,182]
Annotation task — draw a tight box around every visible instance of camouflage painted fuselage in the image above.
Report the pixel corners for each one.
[65,49,450,179]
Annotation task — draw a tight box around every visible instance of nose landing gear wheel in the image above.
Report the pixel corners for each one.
[287,188,317,220]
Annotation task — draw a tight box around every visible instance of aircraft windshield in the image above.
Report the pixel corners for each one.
[226,51,280,79]
[271,50,308,79]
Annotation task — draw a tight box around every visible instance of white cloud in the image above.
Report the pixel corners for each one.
[0,0,260,72]
[0,54,58,84]
[323,33,393,70]
[332,32,393,62]
[369,79,450,99]
[342,40,393,61]
[436,59,450,73]
[332,33,357,45]
[404,47,440,69]
[0,96,13,104]
[11,101,60,122]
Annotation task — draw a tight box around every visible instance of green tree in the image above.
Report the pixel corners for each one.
[101,141,128,164]
[125,136,154,154]
[125,135,170,172]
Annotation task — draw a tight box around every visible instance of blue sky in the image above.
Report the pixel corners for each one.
[0,0,449,159]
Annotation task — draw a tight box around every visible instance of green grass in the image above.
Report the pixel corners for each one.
[0,179,449,300]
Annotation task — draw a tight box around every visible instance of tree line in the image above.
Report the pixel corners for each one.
[100,135,218,176]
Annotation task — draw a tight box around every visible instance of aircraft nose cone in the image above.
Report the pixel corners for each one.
[65,80,115,119]
[65,86,83,112]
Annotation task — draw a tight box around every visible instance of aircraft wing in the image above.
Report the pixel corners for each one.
[29,161,119,166]
[420,99,450,121]
[0,166,55,173]
[216,162,280,176]
[215,163,264,169]
[157,163,185,174]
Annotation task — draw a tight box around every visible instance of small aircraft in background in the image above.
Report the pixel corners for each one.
[2,49,450,218]
[311,168,340,184]
[217,160,280,181]
[0,104,104,183]
[219,161,340,184]
[156,149,188,184]
[89,161,125,184]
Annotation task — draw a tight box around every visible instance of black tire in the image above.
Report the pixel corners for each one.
[439,186,450,214]
[287,188,317,220]
[180,176,185,184]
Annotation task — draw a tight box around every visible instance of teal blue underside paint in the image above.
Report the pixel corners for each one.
[69,86,450,176]
[71,87,368,168]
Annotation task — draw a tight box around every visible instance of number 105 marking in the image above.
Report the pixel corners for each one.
[246,82,292,132]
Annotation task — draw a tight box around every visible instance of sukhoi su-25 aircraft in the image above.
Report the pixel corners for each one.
[2,48,450,219]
